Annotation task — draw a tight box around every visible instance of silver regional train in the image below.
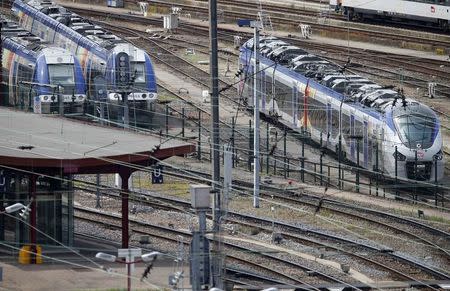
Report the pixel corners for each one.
[330,0,450,31]
[239,37,444,182]
[1,17,86,114]
[12,0,158,125]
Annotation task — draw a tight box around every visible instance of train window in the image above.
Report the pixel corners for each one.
[297,89,304,121]
[48,64,75,85]
[265,74,273,98]
[309,98,326,132]
[331,108,339,139]
[131,62,146,84]
[274,80,292,114]
[355,120,364,153]
[261,72,266,101]
[342,113,351,136]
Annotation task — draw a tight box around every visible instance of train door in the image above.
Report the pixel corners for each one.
[350,114,355,160]
[373,124,382,171]
[363,121,368,168]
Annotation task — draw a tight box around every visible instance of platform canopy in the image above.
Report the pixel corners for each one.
[0,108,195,174]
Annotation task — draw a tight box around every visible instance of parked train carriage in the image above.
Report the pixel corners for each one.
[239,41,444,182]
[330,0,450,31]
[1,19,86,114]
[12,0,157,126]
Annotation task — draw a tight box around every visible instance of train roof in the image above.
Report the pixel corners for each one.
[242,37,422,117]
[0,17,50,60]
[20,0,129,52]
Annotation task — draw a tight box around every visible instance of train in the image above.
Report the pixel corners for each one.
[330,0,450,31]
[12,0,158,126]
[239,37,444,182]
[1,17,86,114]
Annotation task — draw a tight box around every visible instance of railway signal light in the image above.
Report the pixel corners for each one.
[115,52,130,89]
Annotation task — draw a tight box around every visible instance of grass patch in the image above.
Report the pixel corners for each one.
[427,215,450,224]
[157,93,177,103]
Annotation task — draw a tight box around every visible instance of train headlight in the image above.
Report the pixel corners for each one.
[51,95,56,101]
[142,94,147,98]
[114,93,120,99]
[43,96,49,101]
[393,151,406,161]
[433,150,443,161]
[77,95,84,100]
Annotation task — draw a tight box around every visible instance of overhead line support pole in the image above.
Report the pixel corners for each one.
[252,21,261,208]
[209,0,222,288]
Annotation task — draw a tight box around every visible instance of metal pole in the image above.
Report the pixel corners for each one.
[356,140,360,193]
[434,158,438,206]
[253,25,260,208]
[266,123,269,174]
[181,108,185,137]
[127,262,131,291]
[320,153,323,186]
[96,173,101,208]
[283,129,287,179]
[414,150,418,201]
[231,117,235,168]
[58,85,64,116]
[120,169,131,248]
[338,134,342,190]
[29,175,37,264]
[165,104,169,135]
[394,146,398,197]
[375,142,379,196]
[123,93,129,128]
[301,134,305,182]
[198,110,202,160]
[248,119,253,171]
[209,0,222,287]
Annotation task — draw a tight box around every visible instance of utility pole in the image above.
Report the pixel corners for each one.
[252,21,261,208]
[209,0,222,288]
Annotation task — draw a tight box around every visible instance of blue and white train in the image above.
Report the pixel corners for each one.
[239,37,444,182]
[330,0,450,31]
[12,0,158,125]
[1,18,86,114]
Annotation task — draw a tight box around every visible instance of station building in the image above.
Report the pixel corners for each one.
[0,107,195,258]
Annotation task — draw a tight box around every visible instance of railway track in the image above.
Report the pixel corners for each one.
[73,175,450,283]
[75,206,355,287]
[75,232,290,288]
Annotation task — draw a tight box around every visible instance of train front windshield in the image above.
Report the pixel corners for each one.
[48,64,75,85]
[131,62,146,86]
[394,114,437,149]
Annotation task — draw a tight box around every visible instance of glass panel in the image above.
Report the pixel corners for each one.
[394,114,436,149]
[48,64,75,85]
[131,62,146,83]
